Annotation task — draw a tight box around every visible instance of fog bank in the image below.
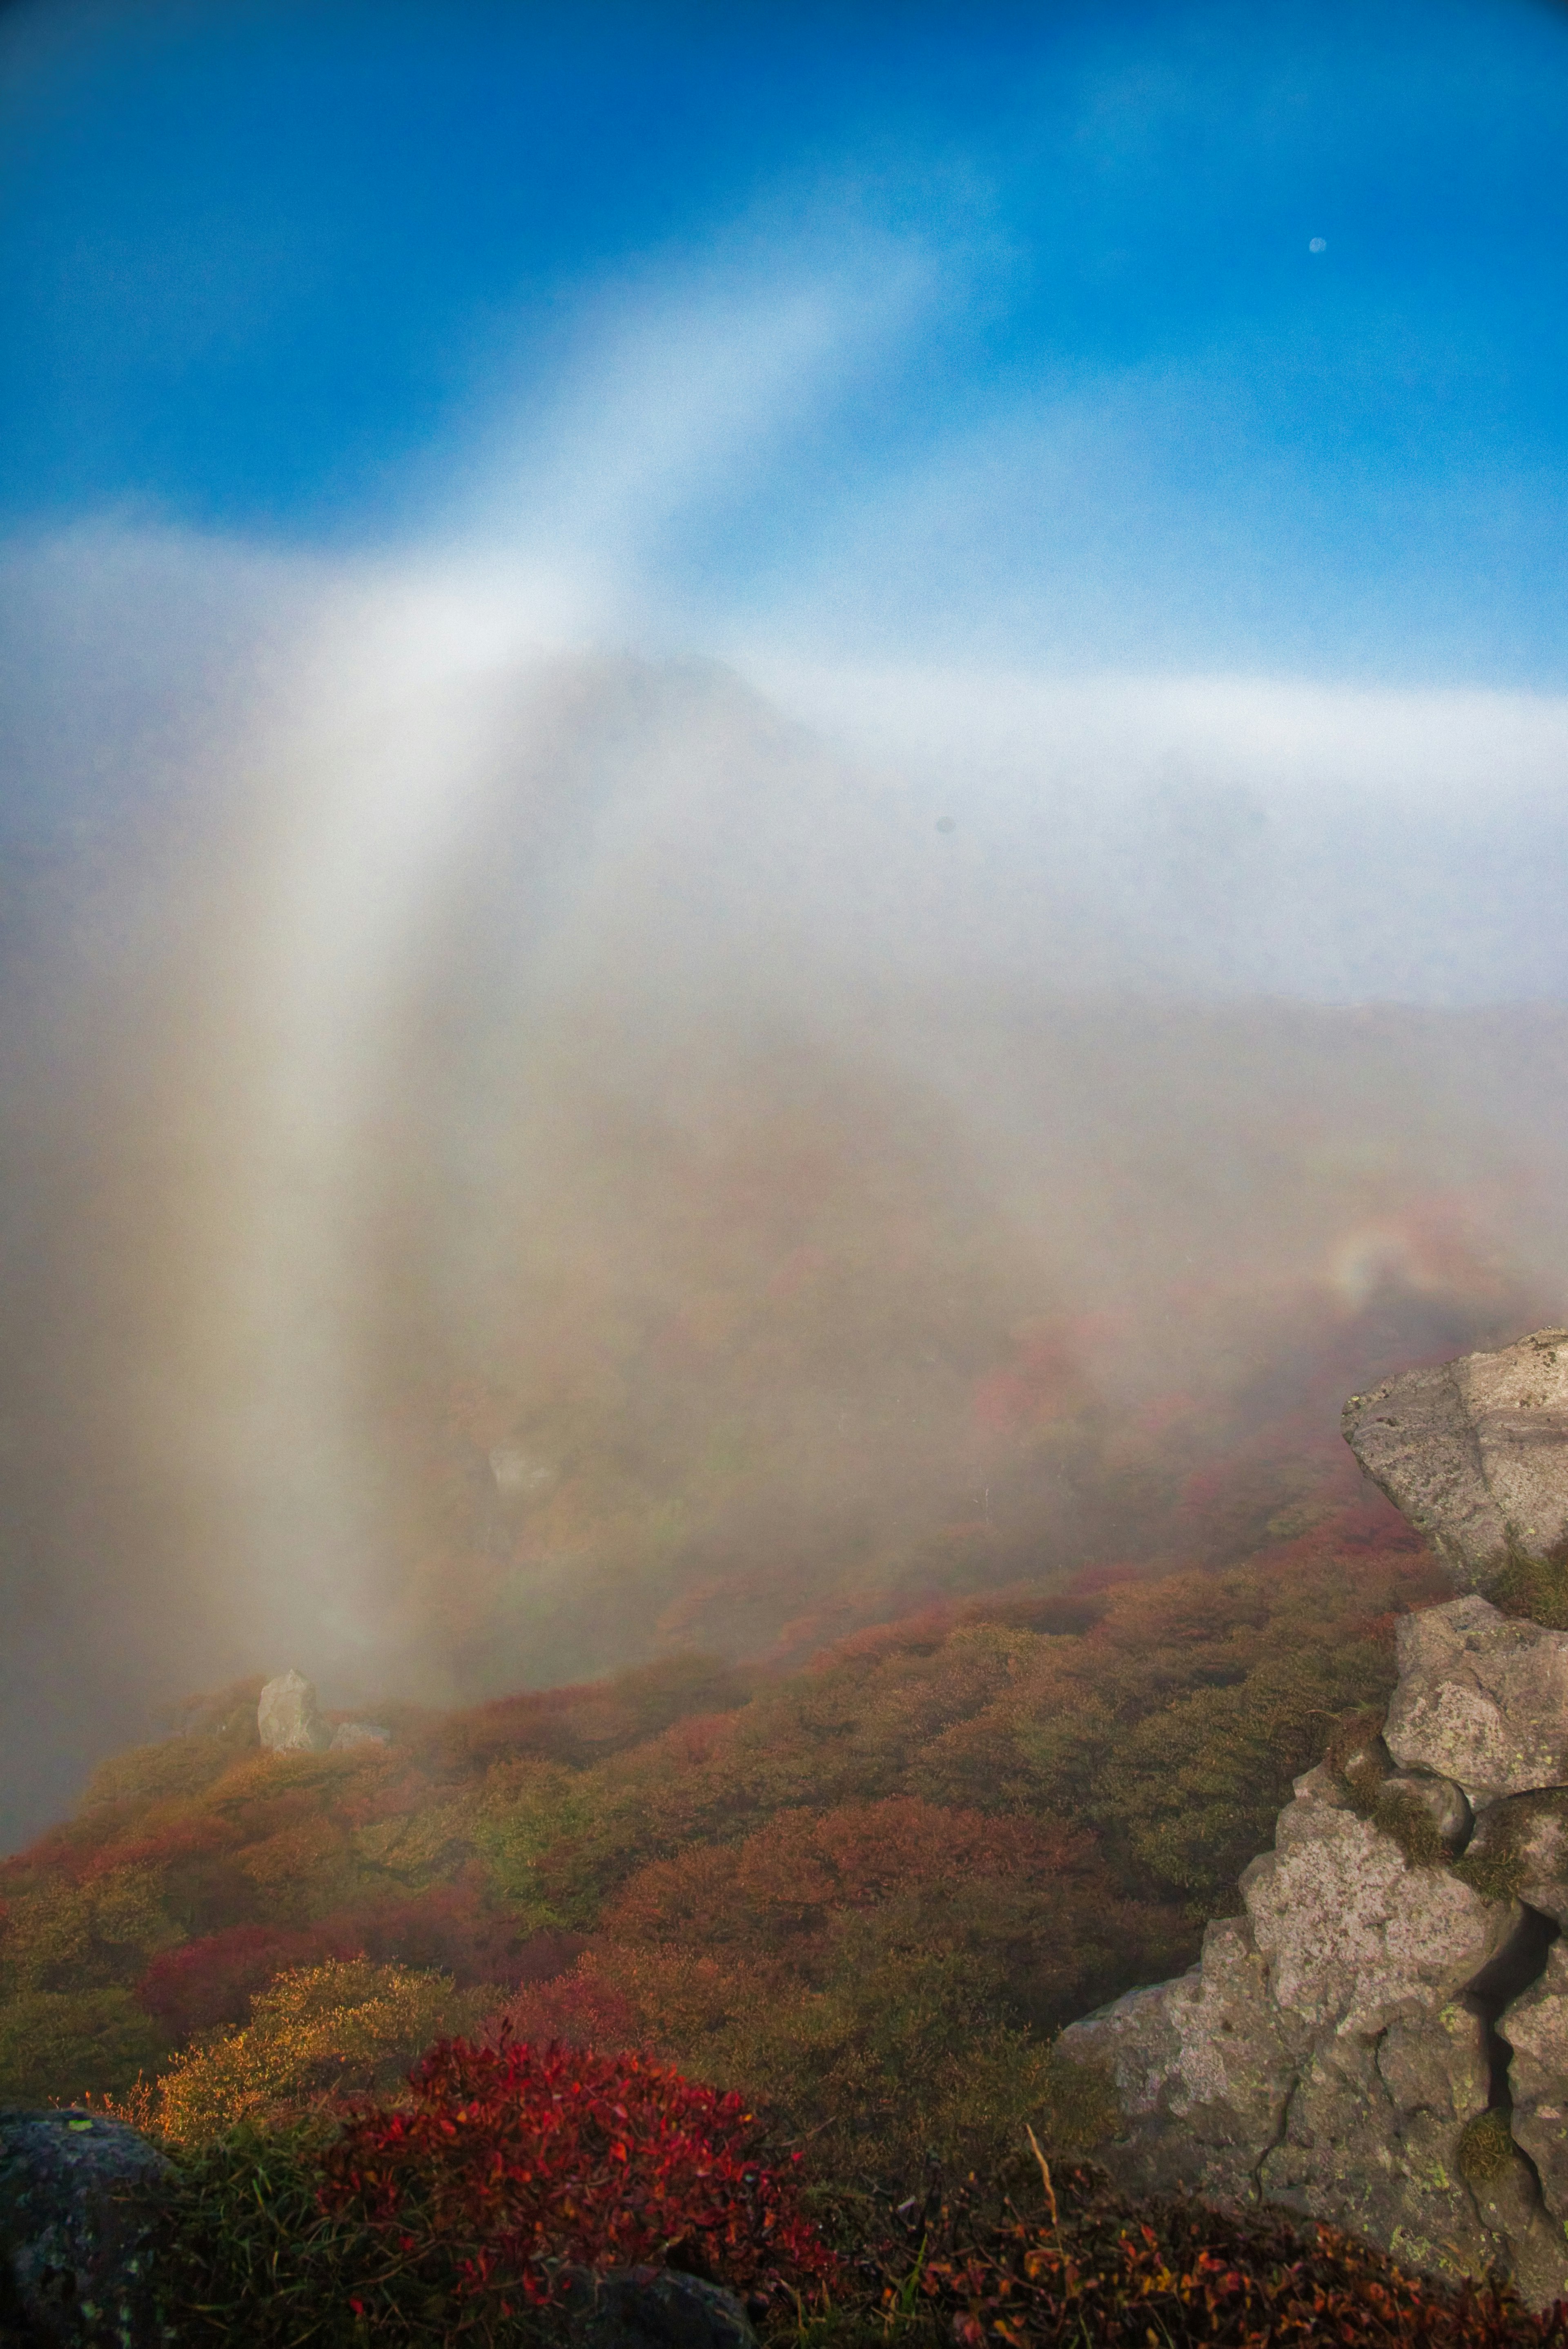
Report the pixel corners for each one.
[3,527,1568,1845]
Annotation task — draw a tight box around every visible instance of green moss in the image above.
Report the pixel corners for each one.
[1452,1825,1528,1903]
[1457,2108,1517,2184]
[1486,1549,1568,1630]
[1324,1710,1389,1817]
[1371,1783,1449,1869]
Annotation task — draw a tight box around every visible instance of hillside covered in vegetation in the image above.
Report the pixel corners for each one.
[21,1494,1568,2345]
[2,1495,1447,2168]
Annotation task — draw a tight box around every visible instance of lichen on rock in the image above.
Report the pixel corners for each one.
[1343,1327,1568,1619]
[1060,1324,1568,2314]
[1383,1598,1568,1800]
[0,2108,173,2347]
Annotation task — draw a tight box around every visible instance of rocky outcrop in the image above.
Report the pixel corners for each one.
[0,2109,173,2345]
[1063,1331,1568,2307]
[1059,1654,1568,2307]
[256,1668,331,1754]
[1344,1327,1568,1606]
[1384,1598,1568,1799]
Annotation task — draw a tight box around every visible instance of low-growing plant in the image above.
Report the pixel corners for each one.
[318,2033,837,2311]
[106,1959,492,2145]
[1322,1707,1390,1815]
[832,2161,1568,2349]
[0,1985,167,2104]
[495,1936,1118,2184]
[1373,1780,1452,1868]
[1487,1549,1568,1632]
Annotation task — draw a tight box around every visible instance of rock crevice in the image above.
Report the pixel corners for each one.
[1062,1328,1568,2312]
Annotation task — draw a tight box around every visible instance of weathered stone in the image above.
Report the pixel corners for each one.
[1057,1913,1303,2206]
[256,1668,331,1754]
[560,2265,757,2349]
[1462,2140,1568,2313]
[0,2108,173,2347]
[1258,2001,1496,2289]
[329,1720,391,1752]
[1343,1329,1568,1597]
[1376,1772,1472,1858]
[1058,1747,1536,2301]
[1383,1599,1568,1801]
[1241,1790,1517,2036]
[1498,1942,1568,2229]
[1456,1791,1568,1921]
[1062,1343,1568,2314]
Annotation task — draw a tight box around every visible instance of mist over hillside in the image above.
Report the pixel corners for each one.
[4,535,1568,1848]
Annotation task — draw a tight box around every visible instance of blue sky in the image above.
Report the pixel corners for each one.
[3,0,1567,680]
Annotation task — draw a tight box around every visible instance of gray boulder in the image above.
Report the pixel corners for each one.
[1057,1698,1568,2304]
[1343,1328,1568,1598]
[1239,1781,1517,2034]
[328,1720,391,1752]
[1383,1598,1568,1802]
[1053,1911,1302,2208]
[0,2108,173,2346]
[256,1668,331,1755]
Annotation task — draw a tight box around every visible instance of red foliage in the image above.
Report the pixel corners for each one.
[350,1874,533,1985]
[319,2035,836,2306]
[78,1811,239,1885]
[137,1878,560,2035]
[912,2185,1568,2348]
[603,1796,1098,1959]
[136,1923,362,2035]
[490,1957,644,2057]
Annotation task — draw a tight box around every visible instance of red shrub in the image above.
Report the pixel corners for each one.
[604,1796,1098,1959]
[319,2035,835,2307]
[350,1874,531,1986]
[138,1880,564,2037]
[489,1955,644,2057]
[136,1923,359,2035]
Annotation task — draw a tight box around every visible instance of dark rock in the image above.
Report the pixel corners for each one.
[0,2109,174,2347]
[560,2266,757,2349]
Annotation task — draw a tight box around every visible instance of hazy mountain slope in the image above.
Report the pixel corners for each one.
[2,644,1567,1839]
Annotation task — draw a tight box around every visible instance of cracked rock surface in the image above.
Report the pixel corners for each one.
[1343,1327,1568,1598]
[1384,1599,1568,1799]
[1059,1597,1568,2311]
